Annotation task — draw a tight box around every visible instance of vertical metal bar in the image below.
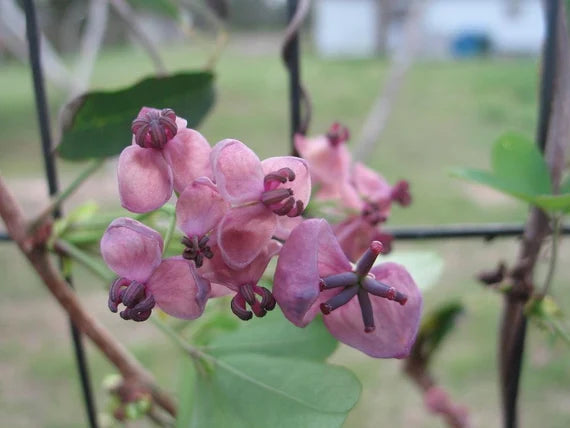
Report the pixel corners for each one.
[22,1,98,427]
[536,0,558,152]
[286,0,302,155]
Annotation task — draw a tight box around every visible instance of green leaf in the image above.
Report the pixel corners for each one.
[191,354,360,428]
[128,0,179,19]
[378,251,444,292]
[451,133,570,212]
[491,133,551,195]
[204,310,337,361]
[58,72,215,160]
[175,356,197,428]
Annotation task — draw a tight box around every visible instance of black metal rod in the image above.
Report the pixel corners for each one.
[4,223,570,243]
[537,0,558,152]
[22,1,98,427]
[388,223,570,240]
[3,223,570,244]
[286,0,302,155]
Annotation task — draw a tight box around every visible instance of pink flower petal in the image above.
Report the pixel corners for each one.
[209,282,233,298]
[274,219,351,327]
[211,139,264,205]
[352,162,392,205]
[176,178,229,237]
[273,215,303,240]
[334,216,378,261]
[100,217,163,283]
[162,128,212,193]
[261,156,311,208]
[217,204,277,270]
[118,145,173,213]
[200,240,281,292]
[146,257,210,320]
[294,134,351,187]
[323,262,422,358]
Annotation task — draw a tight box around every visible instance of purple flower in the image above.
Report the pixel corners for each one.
[118,107,212,213]
[176,177,229,267]
[211,139,311,269]
[199,239,282,320]
[334,216,394,261]
[101,217,210,321]
[273,219,422,358]
[294,122,352,198]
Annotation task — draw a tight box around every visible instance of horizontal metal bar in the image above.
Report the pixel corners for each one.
[2,223,568,244]
[387,223,570,240]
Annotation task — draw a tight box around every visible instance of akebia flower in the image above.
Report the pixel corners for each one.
[101,218,210,321]
[294,122,352,195]
[176,177,229,267]
[274,219,422,358]
[211,139,310,269]
[118,107,212,213]
[199,239,282,320]
[351,162,411,221]
[331,163,411,260]
[334,216,394,261]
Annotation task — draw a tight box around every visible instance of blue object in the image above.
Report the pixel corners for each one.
[451,32,491,58]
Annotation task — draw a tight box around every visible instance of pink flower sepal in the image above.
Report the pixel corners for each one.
[200,239,282,320]
[273,218,422,358]
[101,217,210,321]
[176,177,229,267]
[118,107,212,213]
[211,139,310,269]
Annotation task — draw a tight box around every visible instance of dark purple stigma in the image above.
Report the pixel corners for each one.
[182,234,213,268]
[108,277,156,322]
[231,283,276,320]
[261,167,304,217]
[391,180,411,206]
[131,108,177,149]
[326,122,350,146]
[319,241,408,333]
[361,201,389,226]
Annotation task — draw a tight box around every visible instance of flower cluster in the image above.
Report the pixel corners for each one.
[295,123,411,261]
[100,107,422,358]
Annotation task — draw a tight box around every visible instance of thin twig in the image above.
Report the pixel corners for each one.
[73,0,110,96]
[0,0,80,92]
[353,0,426,161]
[109,0,168,76]
[31,159,105,232]
[0,174,177,418]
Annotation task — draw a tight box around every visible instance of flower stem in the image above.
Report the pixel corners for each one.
[162,210,177,255]
[151,317,205,361]
[32,159,105,230]
[540,215,561,297]
[55,238,114,283]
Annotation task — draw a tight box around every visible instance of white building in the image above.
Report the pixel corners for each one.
[313,0,545,58]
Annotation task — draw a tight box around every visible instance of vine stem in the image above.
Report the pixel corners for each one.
[31,159,105,232]
[540,215,561,297]
[0,174,177,418]
[499,2,570,427]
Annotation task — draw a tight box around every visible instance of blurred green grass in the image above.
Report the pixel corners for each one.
[1,39,569,427]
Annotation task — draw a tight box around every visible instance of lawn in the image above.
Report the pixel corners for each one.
[0,36,569,427]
